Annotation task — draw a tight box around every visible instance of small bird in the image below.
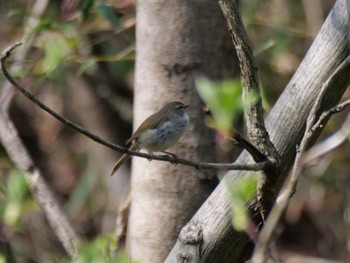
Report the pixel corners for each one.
[110,101,190,176]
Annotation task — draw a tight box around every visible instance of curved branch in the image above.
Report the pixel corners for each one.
[1,43,266,172]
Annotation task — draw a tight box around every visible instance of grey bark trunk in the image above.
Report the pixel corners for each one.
[129,1,238,262]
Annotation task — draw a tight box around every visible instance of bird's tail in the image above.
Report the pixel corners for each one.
[110,154,130,176]
[110,143,138,176]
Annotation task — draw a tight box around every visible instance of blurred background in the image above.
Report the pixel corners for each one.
[0,0,349,262]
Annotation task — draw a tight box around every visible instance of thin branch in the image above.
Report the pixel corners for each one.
[311,98,350,133]
[251,54,350,263]
[218,0,279,163]
[0,109,80,258]
[1,43,267,172]
[304,110,350,164]
[230,130,267,162]
[0,0,49,111]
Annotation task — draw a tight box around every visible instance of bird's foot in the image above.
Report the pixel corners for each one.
[147,151,154,162]
[162,151,179,165]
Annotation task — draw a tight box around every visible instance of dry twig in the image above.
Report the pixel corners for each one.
[304,103,350,164]
[0,109,80,258]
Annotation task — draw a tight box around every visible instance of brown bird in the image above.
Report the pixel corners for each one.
[110,101,190,176]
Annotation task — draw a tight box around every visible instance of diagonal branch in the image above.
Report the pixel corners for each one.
[0,108,80,258]
[251,54,350,263]
[311,98,350,134]
[303,99,350,164]
[1,43,266,172]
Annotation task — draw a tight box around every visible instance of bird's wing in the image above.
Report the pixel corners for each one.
[125,111,169,144]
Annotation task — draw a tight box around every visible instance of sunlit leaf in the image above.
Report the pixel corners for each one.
[62,233,133,263]
[36,31,77,77]
[7,170,27,202]
[30,17,54,36]
[259,84,270,110]
[4,201,21,226]
[3,170,28,227]
[196,76,243,136]
[254,39,275,56]
[78,58,96,75]
[226,175,258,231]
[66,168,97,217]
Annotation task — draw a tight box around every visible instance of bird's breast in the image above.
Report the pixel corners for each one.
[138,113,189,152]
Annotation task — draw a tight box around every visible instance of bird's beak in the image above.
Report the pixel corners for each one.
[184,104,190,109]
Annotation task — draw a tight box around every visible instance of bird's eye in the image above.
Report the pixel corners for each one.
[177,104,183,109]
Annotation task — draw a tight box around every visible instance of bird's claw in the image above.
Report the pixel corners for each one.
[162,151,178,165]
[147,152,154,162]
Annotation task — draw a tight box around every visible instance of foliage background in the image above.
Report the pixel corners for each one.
[0,0,349,261]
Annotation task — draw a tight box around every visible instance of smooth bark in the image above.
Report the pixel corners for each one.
[129,1,238,262]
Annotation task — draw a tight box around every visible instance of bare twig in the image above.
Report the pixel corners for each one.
[1,43,267,172]
[218,0,279,163]
[0,0,49,110]
[0,109,80,258]
[230,130,267,162]
[304,110,350,164]
[311,98,350,133]
[251,55,350,263]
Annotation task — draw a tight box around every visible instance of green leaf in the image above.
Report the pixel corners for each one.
[254,39,275,57]
[30,18,54,35]
[78,58,96,75]
[196,77,243,135]
[3,170,28,227]
[62,233,133,263]
[0,254,6,263]
[66,168,98,217]
[226,175,258,231]
[36,31,76,77]
[6,170,28,202]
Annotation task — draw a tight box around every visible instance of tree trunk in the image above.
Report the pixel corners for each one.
[128,1,238,262]
[165,0,350,262]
